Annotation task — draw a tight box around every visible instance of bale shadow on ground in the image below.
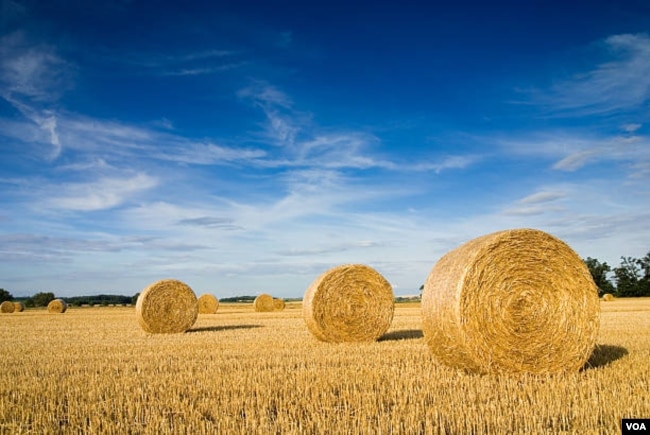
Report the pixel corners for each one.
[378,329,424,341]
[187,324,263,333]
[582,344,628,370]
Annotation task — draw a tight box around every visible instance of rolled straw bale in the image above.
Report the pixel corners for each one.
[422,228,600,375]
[602,293,615,301]
[303,264,394,342]
[198,293,219,314]
[1,301,15,313]
[273,298,286,311]
[13,301,24,312]
[254,293,275,312]
[47,299,67,314]
[136,279,198,333]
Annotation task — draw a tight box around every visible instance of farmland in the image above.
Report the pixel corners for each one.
[1,299,649,434]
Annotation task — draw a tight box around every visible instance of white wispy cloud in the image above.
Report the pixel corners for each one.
[412,155,482,173]
[46,173,158,211]
[240,82,481,174]
[540,33,650,116]
[519,190,566,204]
[498,131,650,176]
[502,189,567,216]
[159,62,248,76]
[0,31,72,101]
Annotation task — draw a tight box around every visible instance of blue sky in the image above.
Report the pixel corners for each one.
[1,0,649,298]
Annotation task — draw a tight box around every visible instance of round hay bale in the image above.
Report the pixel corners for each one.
[303,264,394,343]
[47,299,67,314]
[422,228,600,375]
[254,293,275,312]
[13,301,25,312]
[136,279,198,333]
[1,301,15,313]
[602,293,615,301]
[273,298,286,311]
[198,293,219,314]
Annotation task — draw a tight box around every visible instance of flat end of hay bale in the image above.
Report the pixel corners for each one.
[136,279,198,333]
[254,293,275,312]
[303,264,395,343]
[422,228,600,375]
[198,293,219,314]
[47,299,67,314]
[1,301,15,313]
[273,298,286,311]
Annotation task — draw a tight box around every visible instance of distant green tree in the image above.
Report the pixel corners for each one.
[614,257,643,297]
[637,251,650,296]
[132,293,140,305]
[583,257,616,296]
[0,288,13,302]
[31,292,55,307]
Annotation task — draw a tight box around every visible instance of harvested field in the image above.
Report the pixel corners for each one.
[0,299,648,433]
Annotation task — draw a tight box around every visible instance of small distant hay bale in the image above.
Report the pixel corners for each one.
[1,301,15,313]
[422,228,600,375]
[13,302,25,312]
[198,293,219,314]
[254,293,275,312]
[602,293,615,301]
[47,299,67,314]
[136,279,198,333]
[303,264,394,343]
[273,298,286,311]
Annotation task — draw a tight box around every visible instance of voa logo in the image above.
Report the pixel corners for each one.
[626,422,647,431]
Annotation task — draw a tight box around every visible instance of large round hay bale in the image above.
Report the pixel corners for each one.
[273,298,286,311]
[254,293,275,312]
[13,302,25,312]
[136,279,198,333]
[303,264,394,342]
[1,301,15,313]
[602,293,615,301]
[47,299,67,314]
[422,228,600,375]
[198,293,219,314]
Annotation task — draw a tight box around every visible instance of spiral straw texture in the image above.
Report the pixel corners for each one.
[303,264,394,343]
[422,228,600,375]
[47,299,67,314]
[198,293,219,314]
[1,301,15,313]
[136,279,198,333]
[273,298,286,311]
[254,294,275,312]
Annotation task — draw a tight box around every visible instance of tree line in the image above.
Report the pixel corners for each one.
[0,290,136,307]
[584,251,650,297]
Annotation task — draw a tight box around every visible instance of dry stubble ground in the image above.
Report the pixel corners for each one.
[1,299,649,434]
